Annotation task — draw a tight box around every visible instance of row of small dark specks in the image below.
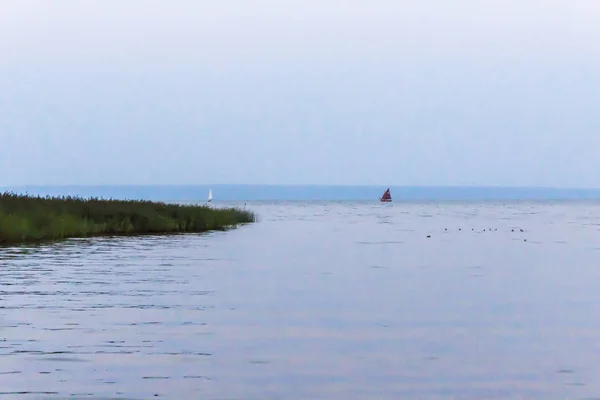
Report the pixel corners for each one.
[426,227,528,240]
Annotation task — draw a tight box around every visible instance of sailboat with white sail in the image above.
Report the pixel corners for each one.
[208,188,213,203]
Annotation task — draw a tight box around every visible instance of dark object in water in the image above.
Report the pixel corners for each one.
[380,188,392,202]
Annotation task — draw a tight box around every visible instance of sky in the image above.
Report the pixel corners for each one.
[1,0,599,187]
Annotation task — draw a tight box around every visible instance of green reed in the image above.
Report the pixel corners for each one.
[0,192,255,245]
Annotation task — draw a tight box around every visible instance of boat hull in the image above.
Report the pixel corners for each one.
[380,199,392,202]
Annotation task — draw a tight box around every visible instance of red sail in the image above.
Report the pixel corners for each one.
[380,188,392,202]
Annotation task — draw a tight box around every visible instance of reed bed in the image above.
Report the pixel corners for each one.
[0,192,255,245]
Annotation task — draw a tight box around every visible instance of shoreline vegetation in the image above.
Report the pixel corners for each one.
[0,192,255,245]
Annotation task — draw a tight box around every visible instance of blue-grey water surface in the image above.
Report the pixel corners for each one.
[2,201,600,399]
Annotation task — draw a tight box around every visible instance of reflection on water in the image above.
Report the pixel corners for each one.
[2,201,600,399]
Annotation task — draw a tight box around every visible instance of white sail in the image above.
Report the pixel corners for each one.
[208,189,213,202]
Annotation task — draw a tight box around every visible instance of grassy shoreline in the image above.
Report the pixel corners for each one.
[0,192,255,245]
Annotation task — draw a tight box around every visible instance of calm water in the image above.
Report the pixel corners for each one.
[2,201,600,399]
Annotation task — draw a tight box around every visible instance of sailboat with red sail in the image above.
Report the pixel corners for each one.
[380,188,392,202]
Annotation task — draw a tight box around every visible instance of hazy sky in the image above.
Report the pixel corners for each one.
[1,1,599,187]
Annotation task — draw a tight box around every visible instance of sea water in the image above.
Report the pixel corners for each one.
[1,200,600,399]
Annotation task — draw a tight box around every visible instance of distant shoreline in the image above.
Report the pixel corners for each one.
[0,193,255,245]
[2,184,600,202]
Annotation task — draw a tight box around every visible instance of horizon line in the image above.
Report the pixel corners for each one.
[2,183,600,191]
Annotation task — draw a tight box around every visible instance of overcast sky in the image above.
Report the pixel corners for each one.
[1,1,599,187]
